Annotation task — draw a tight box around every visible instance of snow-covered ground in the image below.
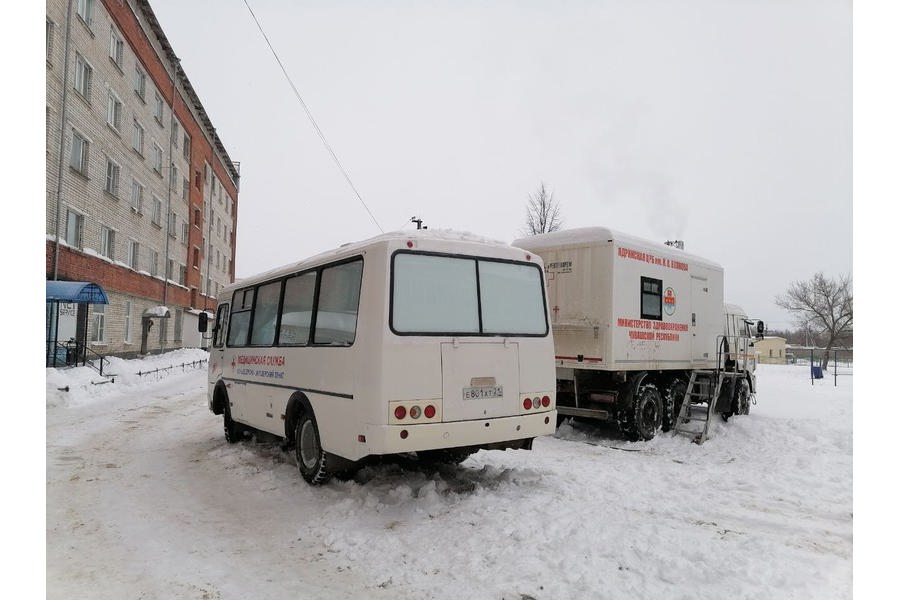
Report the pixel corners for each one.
[45,350,853,599]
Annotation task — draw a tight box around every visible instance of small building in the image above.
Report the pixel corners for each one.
[755,336,788,365]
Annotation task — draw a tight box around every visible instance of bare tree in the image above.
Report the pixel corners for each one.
[775,272,852,370]
[523,182,562,235]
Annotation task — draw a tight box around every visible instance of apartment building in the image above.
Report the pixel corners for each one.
[46,0,239,359]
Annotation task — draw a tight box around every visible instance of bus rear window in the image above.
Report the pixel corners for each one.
[391,252,548,336]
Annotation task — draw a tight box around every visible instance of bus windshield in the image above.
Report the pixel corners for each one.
[391,252,548,336]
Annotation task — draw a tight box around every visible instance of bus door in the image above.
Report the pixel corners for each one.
[210,303,229,395]
[441,341,520,421]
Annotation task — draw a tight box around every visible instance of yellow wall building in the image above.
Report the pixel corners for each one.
[754,336,788,364]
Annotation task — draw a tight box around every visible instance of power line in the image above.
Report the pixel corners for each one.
[242,0,383,233]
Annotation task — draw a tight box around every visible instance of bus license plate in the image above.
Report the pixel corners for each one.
[463,385,503,400]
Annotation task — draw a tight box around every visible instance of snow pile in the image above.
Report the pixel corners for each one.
[45,347,209,409]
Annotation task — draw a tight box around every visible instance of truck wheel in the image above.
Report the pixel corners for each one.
[662,379,687,432]
[736,379,751,415]
[223,400,244,444]
[626,384,663,441]
[295,411,331,485]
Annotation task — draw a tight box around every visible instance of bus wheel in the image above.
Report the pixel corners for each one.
[295,411,331,485]
[626,384,662,441]
[223,401,243,444]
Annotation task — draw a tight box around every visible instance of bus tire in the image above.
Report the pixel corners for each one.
[295,411,331,485]
[625,384,662,441]
[223,400,243,444]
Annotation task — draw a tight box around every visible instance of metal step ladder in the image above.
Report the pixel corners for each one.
[672,370,721,444]
[673,369,745,444]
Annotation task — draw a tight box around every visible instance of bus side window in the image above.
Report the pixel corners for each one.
[227,288,254,347]
[249,280,281,346]
[314,260,363,345]
[280,271,316,345]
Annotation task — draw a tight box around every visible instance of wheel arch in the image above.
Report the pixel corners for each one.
[211,381,229,415]
[284,391,313,442]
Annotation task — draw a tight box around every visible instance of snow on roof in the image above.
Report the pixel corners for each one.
[226,228,517,292]
[513,226,722,269]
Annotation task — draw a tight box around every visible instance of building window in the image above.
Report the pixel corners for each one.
[70,131,89,174]
[91,305,105,343]
[124,301,132,343]
[65,209,83,248]
[154,92,164,124]
[169,165,179,190]
[151,195,162,226]
[109,27,124,69]
[193,247,200,268]
[183,133,191,161]
[104,158,120,197]
[134,64,146,101]
[168,211,177,238]
[46,18,54,62]
[76,0,94,26]
[179,264,187,286]
[153,143,163,174]
[100,226,115,260]
[149,249,159,277]
[181,222,190,244]
[128,240,140,270]
[182,177,189,201]
[194,208,202,227]
[130,179,143,213]
[167,259,175,280]
[640,276,663,321]
[173,121,180,149]
[106,92,123,131]
[74,53,92,101]
[132,119,144,155]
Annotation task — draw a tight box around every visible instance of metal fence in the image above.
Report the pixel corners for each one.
[135,359,208,379]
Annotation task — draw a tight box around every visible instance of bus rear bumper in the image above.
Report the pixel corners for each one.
[362,410,557,455]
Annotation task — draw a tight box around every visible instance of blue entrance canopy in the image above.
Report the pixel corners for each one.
[46,281,109,304]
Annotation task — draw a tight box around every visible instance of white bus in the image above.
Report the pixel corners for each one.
[202,230,557,484]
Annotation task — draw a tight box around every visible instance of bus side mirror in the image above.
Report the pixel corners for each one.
[198,312,209,333]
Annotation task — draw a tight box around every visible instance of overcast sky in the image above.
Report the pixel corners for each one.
[146,0,852,329]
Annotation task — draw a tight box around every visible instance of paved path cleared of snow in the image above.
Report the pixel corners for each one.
[46,352,852,599]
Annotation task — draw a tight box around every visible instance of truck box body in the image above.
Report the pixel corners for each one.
[515,227,724,372]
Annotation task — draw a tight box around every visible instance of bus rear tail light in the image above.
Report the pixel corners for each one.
[541,395,551,407]
[391,401,440,423]
[523,397,533,410]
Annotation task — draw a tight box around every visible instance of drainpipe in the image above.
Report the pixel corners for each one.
[52,0,76,281]
[163,60,179,307]
[161,58,180,353]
